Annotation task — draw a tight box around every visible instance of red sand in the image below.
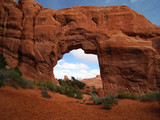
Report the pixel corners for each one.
[0,86,159,120]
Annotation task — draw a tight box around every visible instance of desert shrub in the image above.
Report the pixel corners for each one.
[0,54,8,69]
[15,78,34,89]
[10,81,18,89]
[11,66,22,76]
[71,79,86,89]
[140,91,159,102]
[56,86,66,94]
[58,79,65,86]
[0,69,10,87]
[89,93,118,110]
[92,90,99,95]
[65,86,83,99]
[36,80,46,88]
[44,81,56,92]
[156,89,160,104]
[86,86,90,88]
[45,81,56,92]
[58,77,86,89]
[86,89,91,93]
[89,92,105,104]
[41,89,51,98]
[58,79,83,99]
[75,90,83,99]
[117,91,138,100]
[103,94,118,110]
[0,67,34,89]
[93,96,105,104]
[0,69,21,87]
[36,80,57,92]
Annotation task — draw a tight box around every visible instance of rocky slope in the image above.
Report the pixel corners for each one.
[0,0,160,94]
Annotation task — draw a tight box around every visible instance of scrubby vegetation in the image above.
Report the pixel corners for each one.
[87,89,160,110]
[0,53,34,89]
[58,76,86,89]
[0,54,8,69]
[41,89,51,98]
[58,77,84,99]
[103,94,118,110]
[89,92,118,110]
[140,89,160,103]
[117,91,138,100]
[0,53,83,99]
[0,67,34,89]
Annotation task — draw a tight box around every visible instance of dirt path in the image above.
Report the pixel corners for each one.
[0,86,159,120]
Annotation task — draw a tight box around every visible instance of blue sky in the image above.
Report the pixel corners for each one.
[16,0,160,79]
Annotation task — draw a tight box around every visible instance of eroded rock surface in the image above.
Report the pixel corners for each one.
[0,0,160,94]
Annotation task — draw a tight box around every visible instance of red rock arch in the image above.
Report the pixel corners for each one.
[0,0,160,94]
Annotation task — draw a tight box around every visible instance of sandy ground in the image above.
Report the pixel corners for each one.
[0,86,159,120]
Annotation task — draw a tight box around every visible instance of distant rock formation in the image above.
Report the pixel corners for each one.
[0,0,160,94]
[64,75,69,81]
[81,75,102,89]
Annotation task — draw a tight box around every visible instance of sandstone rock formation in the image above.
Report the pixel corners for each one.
[0,0,160,94]
[64,75,69,81]
[81,75,102,88]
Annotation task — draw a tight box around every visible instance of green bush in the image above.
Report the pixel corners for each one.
[65,86,83,99]
[0,69,21,87]
[0,54,8,69]
[140,91,158,102]
[36,80,57,92]
[71,79,86,89]
[103,94,118,110]
[0,69,10,87]
[15,78,34,89]
[93,96,105,104]
[55,86,66,94]
[89,93,118,110]
[41,89,51,98]
[92,90,99,95]
[103,100,112,110]
[44,81,56,92]
[117,91,138,100]
[58,77,86,89]
[89,92,105,104]
[156,89,160,104]
[11,66,22,76]
[58,79,84,99]
[0,68,34,89]
[86,89,91,93]
[37,79,83,99]
[36,80,46,88]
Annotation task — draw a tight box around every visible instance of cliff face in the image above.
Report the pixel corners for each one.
[0,0,160,94]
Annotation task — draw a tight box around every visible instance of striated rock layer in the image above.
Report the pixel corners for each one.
[0,0,160,94]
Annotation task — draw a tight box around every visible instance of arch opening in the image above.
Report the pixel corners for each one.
[54,48,101,81]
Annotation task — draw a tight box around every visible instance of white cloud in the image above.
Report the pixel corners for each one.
[54,68,100,80]
[54,49,100,80]
[70,49,98,63]
[130,0,137,3]
[56,62,89,70]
